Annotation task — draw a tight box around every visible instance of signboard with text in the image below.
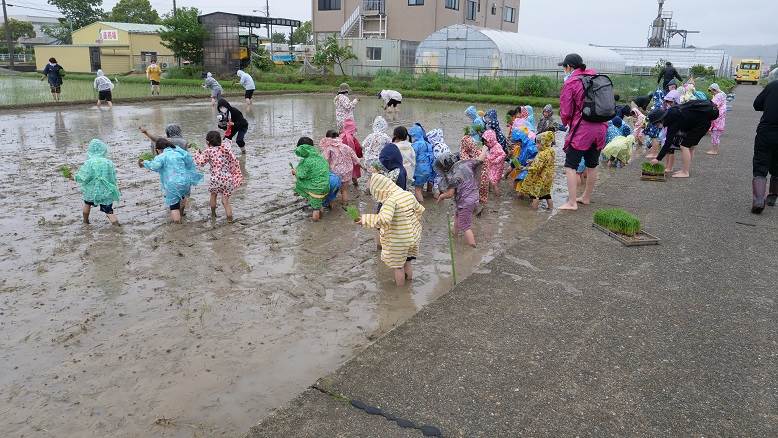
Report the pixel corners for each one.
[98,29,119,42]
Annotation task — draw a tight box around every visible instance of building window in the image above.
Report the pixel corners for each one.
[491,4,496,15]
[408,0,424,4]
[477,0,481,12]
[503,6,516,23]
[366,47,382,61]
[318,0,341,10]
[466,0,476,20]
[445,0,459,10]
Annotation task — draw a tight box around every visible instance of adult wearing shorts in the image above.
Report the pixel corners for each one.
[42,57,64,101]
[751,68,778,214]
[237,69,255,105]
[558,53,607,211]
[93,69,114,108]
[378,89,402,120]
[146,59,162,95]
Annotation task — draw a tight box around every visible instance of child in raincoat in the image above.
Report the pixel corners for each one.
[378,143,408,190]
[359,173,425,286]
[293,137,338,221]
[392,126,416,187]
[536,105,567,135]
[606,117,633,144]
[202,72,223,105]
[320,130,360,203]
[75,138,121,225]
[426,128,450,191]
[362,116,392,170]
[484,109,510,156]
[194,131,244,221]
[458,135,488,209]
[511,129,538,194]
[409,123,434,202]
[513,106,537,140]
[601,134,635,168]
[520,131,556,210]
[435,150,487,248]
[139,138,203,223]
[482,130,506,197]
[334,83,358,131]
[465,105,485,143]
[706,83,727,155]
[339,119,363,186]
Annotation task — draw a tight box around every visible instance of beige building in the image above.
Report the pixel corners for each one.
[34,22,174,74]
[313,0,520,43]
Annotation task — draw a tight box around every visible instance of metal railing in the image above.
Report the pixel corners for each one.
[0,53,35,62]
[362,0,385,14]
[341,5,362,38]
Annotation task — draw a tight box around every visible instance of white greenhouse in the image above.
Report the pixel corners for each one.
[415,25,626,79]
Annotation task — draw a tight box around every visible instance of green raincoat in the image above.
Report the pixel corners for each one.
[75,139,121,206]
[294,143,330,209]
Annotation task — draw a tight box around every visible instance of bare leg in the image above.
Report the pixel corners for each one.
[404,261,413,281]
[210,192,218,216]
[222,195,233,222]
[414,186,424,202]
[96,100,101,108]
[645,138,659,158]
[546,199,554,210]
[180,197,188,217]
[170,209,182,223]
[578,167,598,204]
[530,198,539,209]
[341,185,349,203]
[492,182,500,197]
[665,154,676,173]
[312,210,321,222]
[394,268,406,287]
[82,204,91,224]
[559,167,579,210]
[464,229,476,248]
[672,147,691,178]
[107,101,113,108]
[106,213,120,225]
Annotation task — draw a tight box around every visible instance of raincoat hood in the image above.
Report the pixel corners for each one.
[206,72,213,78]
[87,138,108,159]
[379,143,408,190]
[408,123,427,143]
[465,105,478,122]
[536,131,555,151]
[427,128,444,145]
[543,104,553,113]
[319,137,342,151]
[96,69,105,77]
[484,109,499,124]
[237,70,245,77]
[295,143,318,158]
[612,117,623,128]
[482,130,499,150]
[165,124,183,138]
[434,153,457,175]
[459,135,480,160]
[369,173,401,203]
[524,106,536,129]
[372,116,388,134]
[341,119,358,136]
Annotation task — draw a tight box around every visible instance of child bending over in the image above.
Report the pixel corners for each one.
[520,131,556,209]
[293,137,336,222]
[139,138,203,223]
[194,131,244,222]
[320,130,361,203]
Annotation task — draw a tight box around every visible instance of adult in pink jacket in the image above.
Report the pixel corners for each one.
[558,53,608,211]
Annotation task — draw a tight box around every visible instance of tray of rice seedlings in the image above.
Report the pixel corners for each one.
[58,164,73,180]
[343,204,361,222]
[592,208,659,246]
[138,151,155,162]
[640,161,666,181]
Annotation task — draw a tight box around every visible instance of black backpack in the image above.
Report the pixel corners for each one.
[578,74,616,123]
[679,99,720,122]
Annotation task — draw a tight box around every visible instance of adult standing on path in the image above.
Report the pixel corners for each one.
[335,83,358,132]
[706,83,728,155]
[42,57,64,102]
[237,70,256,106]
[657,61,683,92]
[751,68,778,214]
[146,59,162,96]
[557,53,607,211]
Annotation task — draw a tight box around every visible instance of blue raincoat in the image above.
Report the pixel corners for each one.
[75,139,121,206]
[379,143,408,190]
[512,130,537,182]
[409,123,435,187]
[465,105,485,143]
[524,106,537,133]
[323,172,341,208]
[143,146,203,206]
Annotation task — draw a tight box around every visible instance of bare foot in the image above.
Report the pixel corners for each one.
[705,150,719,155]
[576,197,590,205]
[671,171,690,178]
[559,202,578,211]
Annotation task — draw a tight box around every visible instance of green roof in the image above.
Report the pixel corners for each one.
[98,22,166,33]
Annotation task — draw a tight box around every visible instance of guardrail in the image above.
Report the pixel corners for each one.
[0,53,35,62]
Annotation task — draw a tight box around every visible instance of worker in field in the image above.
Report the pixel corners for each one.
[146,59,162,96]
[657,61,683,93]
[378,89,402,121]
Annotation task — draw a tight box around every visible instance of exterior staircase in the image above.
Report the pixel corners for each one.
[340,0,387,39]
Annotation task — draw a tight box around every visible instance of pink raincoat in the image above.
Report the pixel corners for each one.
[482,130,506,185]
[339,119,363,179]
[319,136,360,183]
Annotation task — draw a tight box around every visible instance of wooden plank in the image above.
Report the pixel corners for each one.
[592,223,660,247]
[640,173,666,182]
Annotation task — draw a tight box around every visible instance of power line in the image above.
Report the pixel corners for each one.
[7,3,62,14]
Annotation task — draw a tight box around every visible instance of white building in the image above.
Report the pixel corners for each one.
[0,15,61,47]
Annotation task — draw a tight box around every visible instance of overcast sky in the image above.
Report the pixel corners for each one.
[27,0,778,47]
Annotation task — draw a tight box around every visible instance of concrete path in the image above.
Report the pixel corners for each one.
[247,85,778,437]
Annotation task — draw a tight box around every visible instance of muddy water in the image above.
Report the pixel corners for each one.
[0,95,569,437]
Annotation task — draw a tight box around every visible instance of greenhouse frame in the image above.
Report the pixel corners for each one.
[415,25,626,79]
[593,46,733,77]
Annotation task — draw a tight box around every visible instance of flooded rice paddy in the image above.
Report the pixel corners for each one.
[0,94,574,437]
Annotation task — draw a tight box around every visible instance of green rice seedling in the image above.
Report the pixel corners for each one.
[58,164,73,179]
[593,208,641,237]
[344,205,361,222]
[511,158,521,169]
[138,151,155,162]
[641,161,665,175]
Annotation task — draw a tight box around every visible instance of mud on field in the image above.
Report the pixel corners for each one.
[0,95,570,437]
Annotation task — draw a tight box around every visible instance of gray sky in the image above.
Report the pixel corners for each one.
[17,0,777,47]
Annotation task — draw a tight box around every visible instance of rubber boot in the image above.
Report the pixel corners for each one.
[767,176,778,207]
[752,176,767,214]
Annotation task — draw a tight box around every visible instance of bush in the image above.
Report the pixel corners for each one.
[164,65,202,79]
[690,65,716,78]
[251,47,274,72]
[517,75,555,97]
[593,208,641,236]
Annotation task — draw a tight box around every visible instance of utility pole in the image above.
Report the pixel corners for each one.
[2,0,14,68]
[173,0,177,17]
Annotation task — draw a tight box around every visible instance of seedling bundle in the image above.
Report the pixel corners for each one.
[138,151,155,162]
[58,164,73,179]
[344,205,361,222]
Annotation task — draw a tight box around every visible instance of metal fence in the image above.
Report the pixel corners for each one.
[345,64,644,80]
[0,53,35,62]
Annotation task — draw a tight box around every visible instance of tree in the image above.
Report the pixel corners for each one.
[0,19,36,41]
[108,0,160,24]
[47,0,104,29]
[159,7,207,65]
[313,35,356,76]
[289,21,311,45]
[40,22,72,44]
[690,64,715,78]
[271,32,286,44]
